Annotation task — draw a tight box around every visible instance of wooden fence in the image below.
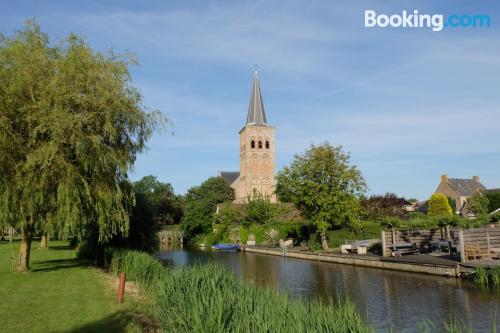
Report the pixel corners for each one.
[381,225,500,262]
[381,227,459,257]
[459,225,500,262]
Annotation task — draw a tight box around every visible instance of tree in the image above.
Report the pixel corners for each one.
[0,23,163,271]
[467,193,489,217]
[484,191,500,212]
[134,175,183,225]
[427,194,452,216]
[361,192,408,219]
[181,177,234,238]
[107,176,182,252]
[276,143,366,250]
[244,189,276,226]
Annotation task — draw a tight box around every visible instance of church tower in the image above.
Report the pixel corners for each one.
[233,69,276,203]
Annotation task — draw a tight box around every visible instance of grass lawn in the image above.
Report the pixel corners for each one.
[0,239,141,333]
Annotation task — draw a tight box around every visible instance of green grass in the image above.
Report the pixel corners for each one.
[0,239,142,333]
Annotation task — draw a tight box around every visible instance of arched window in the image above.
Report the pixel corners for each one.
[265,141,270,149]
[258,141,262,149]
[251,140,255,149]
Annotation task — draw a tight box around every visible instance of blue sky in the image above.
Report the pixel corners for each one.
[2,1,500,199]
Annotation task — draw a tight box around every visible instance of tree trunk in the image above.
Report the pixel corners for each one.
[17,227,33,272]
[320,230,329,251]
[39,233,48,249]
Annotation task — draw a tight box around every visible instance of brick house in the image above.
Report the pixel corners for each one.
[435,175,487,214]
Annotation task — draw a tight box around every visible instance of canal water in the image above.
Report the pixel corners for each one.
[157,249,500,332]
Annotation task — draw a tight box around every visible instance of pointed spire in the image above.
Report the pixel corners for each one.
[246,67,268,126]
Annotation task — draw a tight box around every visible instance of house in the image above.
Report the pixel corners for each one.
[218,69,276,203]
[435,175,487,214]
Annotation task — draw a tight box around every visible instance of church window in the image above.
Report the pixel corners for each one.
[265,141,270,149]
[258,141,262,149]
[251,140,255,149]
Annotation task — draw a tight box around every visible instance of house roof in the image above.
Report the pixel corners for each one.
[219,171,239,185]
[447,178,487,196]
[246,69,268,126]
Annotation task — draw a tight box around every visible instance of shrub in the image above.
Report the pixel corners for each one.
[244,190,276,226]
[239,227,249,244]
[265,228,279,246]
[428,193,452,216]
[248,224,266,243]
[468,194,489,216]
[308,236,322,251]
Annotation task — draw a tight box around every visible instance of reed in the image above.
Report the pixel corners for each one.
[107,248,373,333]
[490,266,500,287]
[473,266,489,287]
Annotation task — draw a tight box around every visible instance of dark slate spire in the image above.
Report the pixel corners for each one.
[246,68,267,125]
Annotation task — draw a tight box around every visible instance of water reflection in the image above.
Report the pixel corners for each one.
[157,250,499,332]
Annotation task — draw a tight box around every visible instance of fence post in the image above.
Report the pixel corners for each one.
[381,230,387,257]
[117,272,126,303]
[459,229,465,263]
[486,232,491,252]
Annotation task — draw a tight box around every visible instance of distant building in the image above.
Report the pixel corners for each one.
[435,175,487,214]
[219,69,276,203]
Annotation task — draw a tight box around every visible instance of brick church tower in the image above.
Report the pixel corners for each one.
[219,69,276,203]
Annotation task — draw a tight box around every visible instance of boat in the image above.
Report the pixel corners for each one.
[211,243,240,251]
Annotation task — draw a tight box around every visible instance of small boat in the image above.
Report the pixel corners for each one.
[212,243,240,251]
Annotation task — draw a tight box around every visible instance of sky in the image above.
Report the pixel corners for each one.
[2,0,500,200]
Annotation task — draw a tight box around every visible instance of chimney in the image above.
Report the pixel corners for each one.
[441,175,448,183]
[472,176,479,182]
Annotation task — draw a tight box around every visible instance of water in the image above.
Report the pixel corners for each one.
[157,249,500,332]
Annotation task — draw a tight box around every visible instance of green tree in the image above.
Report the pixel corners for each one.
[467,193,489,216]
[427,193,452,216]
[134,175,184,225]
[484,191,500,212]
[181,177,234,238]
[213,203,242,226]
[0,23,163,271]
[108,176,182,252]
[244,189,276,226]
[276,143,366,250]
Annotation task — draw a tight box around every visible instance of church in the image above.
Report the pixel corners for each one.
[219,70,277,203]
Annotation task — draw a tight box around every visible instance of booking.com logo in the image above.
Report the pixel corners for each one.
[365,10,490,32]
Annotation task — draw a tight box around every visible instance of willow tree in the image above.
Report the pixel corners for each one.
[276,143,366,250]
[0,22,163,271]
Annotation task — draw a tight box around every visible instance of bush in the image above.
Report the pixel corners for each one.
[308,236,322,251]
[244,190,276,226]
[428,193,452,216]
[248,224,266,243]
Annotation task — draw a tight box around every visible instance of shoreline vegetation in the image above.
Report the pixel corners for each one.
[108,248,498,333]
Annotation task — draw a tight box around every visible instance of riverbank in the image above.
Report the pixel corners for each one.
[241,245,479,277]
[0,240,146,333]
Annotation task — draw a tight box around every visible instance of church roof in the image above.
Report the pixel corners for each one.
[246,69,268,126]
[219,171,239,185]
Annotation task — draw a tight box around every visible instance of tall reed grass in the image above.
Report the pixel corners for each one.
[491,266,500,287]
[107,249,498,333]
[107,248,373,332]
[473,266,490,287]
[472,265,500,288]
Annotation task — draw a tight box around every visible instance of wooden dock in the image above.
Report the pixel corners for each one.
[240,245,475,277]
